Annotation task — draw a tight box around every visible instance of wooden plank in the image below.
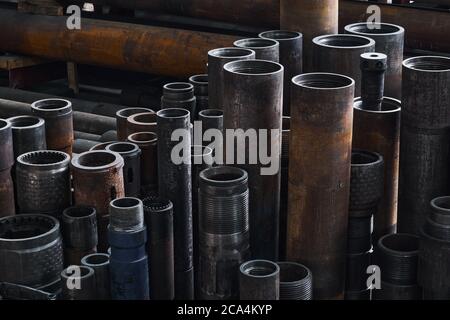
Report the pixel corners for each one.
[18,0,64,16]
[0,54,52,70]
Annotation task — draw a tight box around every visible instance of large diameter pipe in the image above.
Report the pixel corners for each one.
[157,108,194,300]
[239,260,280,300]
[233,38,279,62]
[223,60,283,261]
[345,23,405,100]
[312,34,375,97]
[287,73,354,300]
[280,0,338,72]
[398,56,450,235]
[353,97,401,241]
[0,9,239,78]
[0,119,15,217]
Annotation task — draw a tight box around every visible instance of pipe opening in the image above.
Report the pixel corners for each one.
[380,233,419,253]
[157,108,190,119]
[259,30,302,40]
[234,38,278,49]
[346,23,403,35]
[208,47,254,58]
[77,151,117,167]
[351,150,381,165]
[9,116,42,128]
[314,35,374,48]
[432,197,450,211]
[142,196,172,212]
[278,262,310,283]
[64,206,95,218]
[117,107,153,118]
[107,142,138,153]
[403,56,450,72]
[19,151,69,165]
[189,75,208,83]
[201,166,247,184]
[164,82,193,92]
[0,119,8,129]
[241,260,279,277]
[0,215,56,240]
[199,109,223,118]
[224,60,282,75]
[83,253,109,266]
[129,112,157,124]
[111,197,140,208]
[32,99,71,112]
[292,73,354,89]
[128,132,158,143]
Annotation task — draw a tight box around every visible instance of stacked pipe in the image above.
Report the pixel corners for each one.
[373,233,421,300]
[108,198,149,300]
[0,119,15,217]
[189,75,209,118]
[161,83,197,120]
[418,196,450,299]
[234,38,279,62]
[345,150,384,300]
[126,112,157,137]
[81,253,111,300]
[287,73,354,300]
[198,166,250,300]
[398,56,450,235]
[60,265,96,300]
[116,108,153,141]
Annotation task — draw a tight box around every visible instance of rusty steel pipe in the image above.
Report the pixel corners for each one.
[0,119,15,217]
[223,60,283,261]
[281,0,338,72]
[207,48,255,111]
[312,34,375,97]
[127,112,157,138]
[116,108,154,141]
[287,73,355,300]
[71,150,125,252]
[353,97,401,241]
[0,9,239,78]
[234,38,279,62]
[345,23,405,100]
[31,99,74,155]
[398,56,450,235]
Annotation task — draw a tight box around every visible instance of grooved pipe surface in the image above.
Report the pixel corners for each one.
[116,108,154,141]
[223,59,283,261]
[126,112,157,137]
[61,266,96,300]
[207,48,255,111]
[345,23,404,100]
[353,97,401,241]
[259,30,303,116]
[287,73,354,300]
[198,166,250,300]
[16,151,71,217]
[398,56,450,235]
[71,150,125,252]
[359,52,388,111]
[0,9,239,78]
[280,0,338,72]
[312,34,375,97]
[31,99,74,155]
[142,197,175,300]
[81,253,111,300]
[0,119,15,217]
[239,260,280,300]
[234,38,279,62]
[161,83,197,119]
[278,262,313,300]
[157,108,193,300]
[8,116,46,159]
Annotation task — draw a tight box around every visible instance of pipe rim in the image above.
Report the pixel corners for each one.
[116,107,154,120]
[0,214,59,243]
[431,196,450,216]
[61,265,94,280]
[106,142,141,155]
[72,150,123,170]
[198,109,223,118]
[8,115,45,129]
[403,56,450,73]
[282,116,290,132]
[17,150,70,168]
[127,112,157,125]
[240,259,280,278]
[277,262,312,285]
[189,74,208,84]
[344,22,405,36]
[200,166,247,187]
[234,38,279,50]
[378,233,419,257]
[292,72,354,90]
[89,141,115,151]
[259,30,302,41]
[351,149,383,168]
[63,206,96,220]
[313,34,375,49]
[156,108,190,119]
[208,47,255,59]
[142,196,173,213]
[81,253,110,267]
[354,96,401,113]
[110,197,141,210]
[31,98,72,115]
[127,131,158,144]
[163,82,193,93]
[224,59,283,76]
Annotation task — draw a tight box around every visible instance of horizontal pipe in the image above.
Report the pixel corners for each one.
[0,8,239,78]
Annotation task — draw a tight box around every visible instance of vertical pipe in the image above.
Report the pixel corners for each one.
[353,97,401,241]
[61,266,96,300]
[277,262,313,300]
[207,47,255,110]
[279,116,290,260]
[239,260,280,300]
[359,52,387,111]
[398,56,450,235]
[81,253,111,300]
[280,0,338,72]
[259,30,303,115]
[189,74,209,118]
[8,116,47,159]
[157,108,194,300]
[287,73,354,300]
[233,38,279,62]
[126,112,157,136]
[0,119,15,217]
[161,83,197,119]
[116,107,154,141]
[223,59,283,261]
[142,196,175,300]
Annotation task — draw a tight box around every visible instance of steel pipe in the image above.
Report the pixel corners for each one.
[279,116,290,260]
[74,131,101,142]
[189,75,208,117]
[126,112,157,137]
[127,132,158,195]
[0,119,15,217]
[106,142,142,198]
[73,139,98,154]
[16,151,71,216]
[398,56,450,235]
[239,260,280,300]
[259,30,303,115]
[31,99,74,155]
[161,83,197,120]
[116,108,153,141]
[81,253,111,300]
[345,250,371,293]
[359,52,388,111]
[278,262,313,300]
[71,150,125,252]
[223,59,283,261]
[198,166,250,300]
[8,116,47,159]
[142,196,175,300]
[157,108,193,300]
[234,38,279,62]
[0,214,64,290]
[61,206,98,266]
[345,22,405,100]
[372,281,421,300]
[353,97,401,241]
[61,266,96,300]
[287,73,355,300]
[207,48,255,110]
[312,34,375,97]
[281,0,338,71]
